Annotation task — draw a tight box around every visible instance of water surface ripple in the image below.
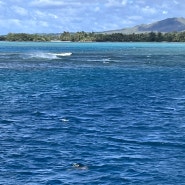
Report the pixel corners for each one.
[0,42,185,184]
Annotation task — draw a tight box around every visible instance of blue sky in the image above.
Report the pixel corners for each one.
[0,0,184,34]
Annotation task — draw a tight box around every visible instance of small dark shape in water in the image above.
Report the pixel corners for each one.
[72,163,88,170]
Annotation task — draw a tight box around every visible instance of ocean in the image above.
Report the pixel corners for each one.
[0,42,185,185]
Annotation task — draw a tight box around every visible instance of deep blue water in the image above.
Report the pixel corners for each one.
[1,42,185,185]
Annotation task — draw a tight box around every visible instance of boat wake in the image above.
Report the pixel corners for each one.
[55,52,72,56]
[24,52,72,60]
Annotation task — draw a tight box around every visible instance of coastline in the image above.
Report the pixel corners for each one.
[1,31,185,42]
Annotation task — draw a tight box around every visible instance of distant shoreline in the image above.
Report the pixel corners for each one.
[1,31,185,42]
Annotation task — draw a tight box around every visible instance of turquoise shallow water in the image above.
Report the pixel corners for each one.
[0,42,185,184]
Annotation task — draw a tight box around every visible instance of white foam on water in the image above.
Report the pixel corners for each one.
[60,118,69,122]
[55,52,72,56]
[25,52,58,60]
[24,52,72,60]
[87,58,111,63]
[102,58,111,63]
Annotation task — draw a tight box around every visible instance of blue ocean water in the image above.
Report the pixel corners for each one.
[0,41,185,185]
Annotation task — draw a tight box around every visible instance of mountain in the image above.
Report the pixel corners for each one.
[103,17,185,34]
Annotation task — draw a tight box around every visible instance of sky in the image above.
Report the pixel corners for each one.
[0,0,184,34]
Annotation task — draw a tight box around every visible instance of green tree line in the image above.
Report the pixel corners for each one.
[1,31,185,42]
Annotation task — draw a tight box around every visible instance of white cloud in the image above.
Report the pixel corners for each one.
[39,21,49,27]
[105,0,126,7]
[9,19,22,26]
[121,19,133,26]
[48,13,58,19]
[0,1,5,14]
[0,19,21,29]
[11,6,28,16]
[34,10,46,18]
[105,0,117,7]
[162,10,168,15]
[122,0,127,6]
[128,16,142,21]
[142,6,157,14]
[0,1,5,6]
[94,6,100,12]
[30,0,65,8]
[173,0,179,4]
[29,0,81,8]
[31,10,58,21]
